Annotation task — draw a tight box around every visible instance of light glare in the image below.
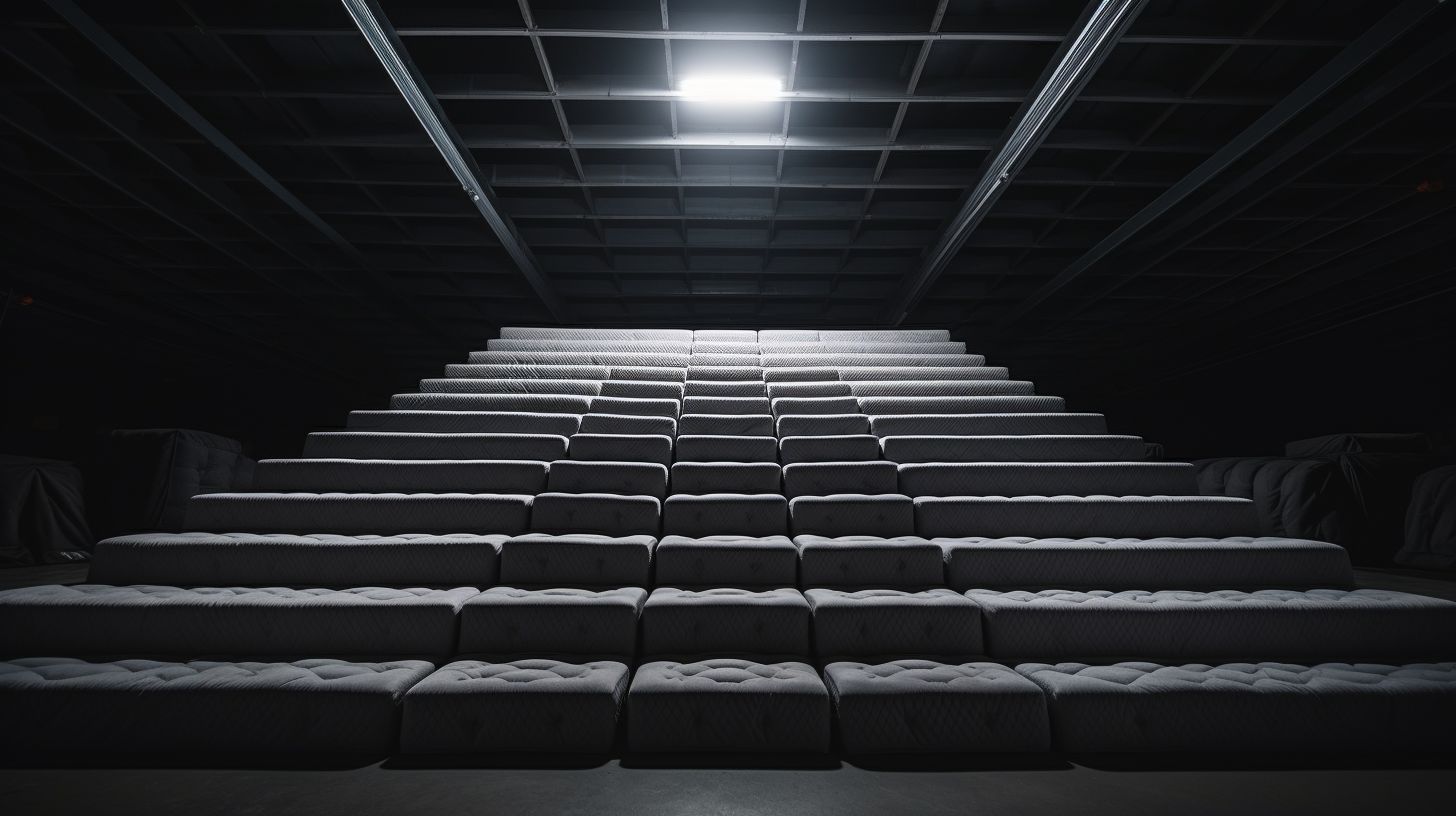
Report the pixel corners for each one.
[679,75,783,103]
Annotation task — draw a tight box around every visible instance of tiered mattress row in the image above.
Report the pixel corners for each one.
[3,326,1454,755]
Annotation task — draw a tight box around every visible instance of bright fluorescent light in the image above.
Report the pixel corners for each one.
[679,75,783,102]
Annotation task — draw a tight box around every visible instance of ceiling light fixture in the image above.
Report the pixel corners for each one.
[679,75,783,103]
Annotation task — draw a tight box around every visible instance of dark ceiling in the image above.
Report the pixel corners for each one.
[2,0,1454,457]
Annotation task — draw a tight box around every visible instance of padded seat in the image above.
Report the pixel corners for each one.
[1018,661,1456,752]
[498,534,654,588]
[500,327,692,341]
[690,353,761,367]
[599,381,686,400]
[347,410,582,436]
[694,329,758,342]
[775,414,871,437]
[458,587,647,658]
[588,396,680,419]
[686,366,764,381]
[762,354,984,368]
[678,414,775,436]
[0,657,433,753]
[847,381,1035,398]
[868,413,1106,437]
[939,536,1355,591]
[838,366,1011,382]
[577,413,677,436]
[882,434,1145,463]
[628,659,830,753]
[858,396,1065,415]
[466,351,690,368]
[966,588,1456,662]
[771,396,860,416]
[825,661,1049,754]
[607,366,688,383]
[253,459,549,494]
[641,588,810,658]
[569,433,673,466]
[790,494,915,538]
[486,339,691,353]
[663,493,788,537]
[670,462,781,494]
[779,435,881,464]
[303,432,568,462]
[783,461,898,498]
[390,393,594,414]
[443,364,610,380]
[898,462,1199,497]
[675,435,778,463]
[807,589,982,661]
[89,533,505,588]
[0,585,478,657]
[529,492,661,536]
[186,492,532,535]
[654,536,799,588]
[795,535,947,589]
[761,367,839,383]
[913,495,1259,539]
[417,378,601,396]
[684,396,770,416]
[765,382,852,399]
[683,381,766,397]
[546,460,669,499]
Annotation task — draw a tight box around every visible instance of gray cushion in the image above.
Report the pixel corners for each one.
[795,535,946,589]
[0,585,478,657]
[458,587,647,658]
[897,462,1199,497]
[663,494,788,537]
[771,396,861,416]
[825,661,1049,753]
[443,364,610,380]
[588,397,680,419]
[607,366,688,383]
[89,533,504,588]
[858,396,1065,415]
[694,329,757,342]
[577,413,678,436]
[882,434,1144,464]
[0,657,433,753]
[304,432,569,461]
[418,378,602,396]
[966,589,1456,662]
[686,366,764,381]
[840,366,1011,381]
[498,534,654,587]
[683,396,771,416]
[499,327,692,341]
[790,494,915,538]
[674,435,779,463]
[599,381,685,400]
[186,493,533,535]
[1017,661,1456,752]
[253,459,550,494]
[689,353,760,367]
[913,496,1260,539]
[487,339,691,353]
[775,414,871,437]
[653,536,799,588]
[569,434,673,466]
[783,462,898,498]
[868,413,1106,437]
[640,588,810,658]
[670,462,782,494]
[389,393,594,414]
[466,351,690,368]
[847,381,1035,398]
[939,536,1355,592]
[546,460,669,499]
[761,367,839,383]
[765,382,852,399]
[762,354,983,368]
[678,414,775,436]
[683,381,767,397]
[628,659,830,753]
[348,410,582,435]
[779,435,882,464]
[807,589,982,660]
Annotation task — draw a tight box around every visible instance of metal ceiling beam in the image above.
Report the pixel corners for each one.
[340,0,571,323]
[885,0,1150,325]
[993,0,1444,328]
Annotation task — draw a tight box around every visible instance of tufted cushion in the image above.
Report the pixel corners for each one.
[674,435,779,463]
[459,587,646,658]
[914,495,1260,539]
[303,432,569,461]
[779,435,882,464]
[628,659,830,752]
[89,533,505,588]
[790,495,915,538]
[346,410,583,436]
[867,412,1106,438]
[498,534,653,587]
[185,492,533,536]
[825,660,1049,753]
[0,584,478,657]
[577,413,678,436]
[695,329,758,342]
[883,434,1144,464]
[782,462,898,498]
[775,414,871,438]
[677,414,774,436]
[807,589,982,660]
[1017,661,1456,752]
[568,434,674,466]
[967,589,1456,662]
[653,536,799,588]
[898,462,1198,498]
[0,657,433,753]
[640,588,810,658]
[795,535,946,589]
[663,494,788,537]
[939,536,1354,592]
[253,459,550,494]
[670,462,782,494]
[545,460,669,499]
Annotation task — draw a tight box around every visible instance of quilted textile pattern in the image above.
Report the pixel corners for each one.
[640,588,811,657]
[795,536,947,588]
[577,413,677,436]
[967,588,1456,661]
[253,459,550,494]
[674,435,779,463]
[839,366,1010,381]
[882,434,1145,464]
[683,381,767,398]
[466,351,691,368]
[897,462,1198,498]
[0,657,434,753]
[779,435,882,464]
[500,328,692,341]
[663,494,788,537]
[670,462,782,494]
[684,396,771,416]
[389,392,594,414]
[825,660,1049,753]
[459,587,647,657]
[346,410,583,436]
[417,378,601,396]
[498,534,654,587]
[775,414,871,438]
[0,584,478,657]
[1018,661,1456,752]
[588,397,680,419]
[628,659,830,752]
[847,381,1035,398]
[807,589,982,659]
[568,434,674,466]
[303,432,570,462]
[858,396,1066,415]
[486,339,691,353]
[790,494,915,538]
[782,462,898,498]
[771,396,861,416]
[545,461,669,499]
[442,364,611,380]
[913,495,1260,539]
[677,415,774,436]
[185,492,533,535]
[867,412,1106,437]
[653,535,799,587]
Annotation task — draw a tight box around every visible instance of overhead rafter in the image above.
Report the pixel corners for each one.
[340,0,572,323]
[886,0,1151,325]
[992,0,1445,329]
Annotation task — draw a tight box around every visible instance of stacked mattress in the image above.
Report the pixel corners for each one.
[3,326,1454,755]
